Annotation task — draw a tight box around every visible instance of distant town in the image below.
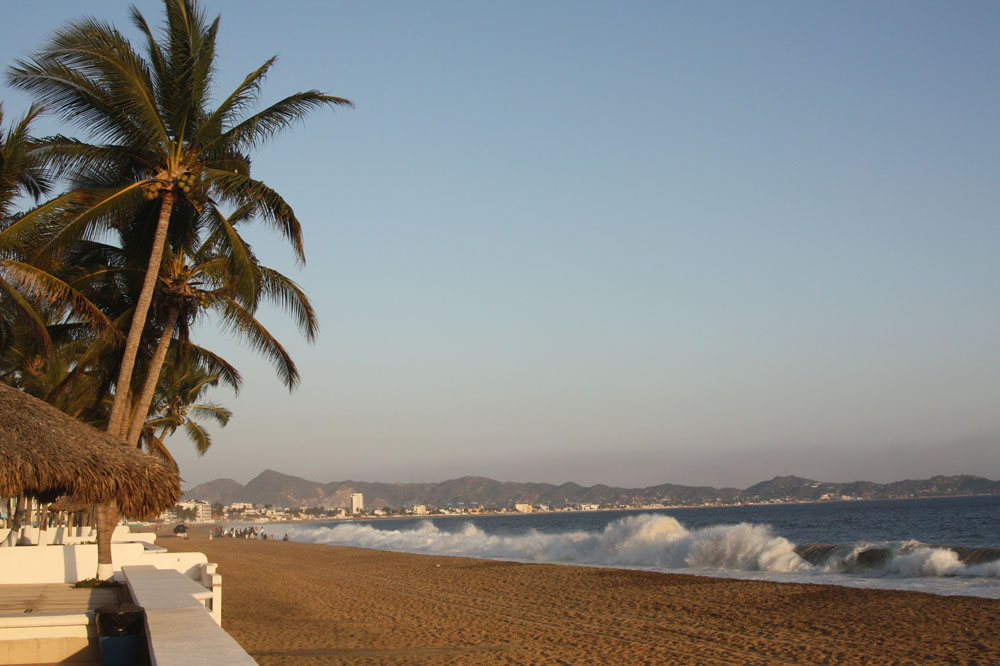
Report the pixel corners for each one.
[168,471,1000,524]
[170,495,619,524]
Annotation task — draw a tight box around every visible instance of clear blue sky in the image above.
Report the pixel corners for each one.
[3,1,998,489]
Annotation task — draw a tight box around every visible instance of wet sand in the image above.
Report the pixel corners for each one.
[163,529,999,665]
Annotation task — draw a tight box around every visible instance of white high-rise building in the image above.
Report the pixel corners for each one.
[176,500,212,522]
[351,493,364,514]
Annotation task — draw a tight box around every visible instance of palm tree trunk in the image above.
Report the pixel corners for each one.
[38,504,49,547]
[95,501,118,580]
[98,190,174,578]
[3,497,12,546]
[106,189,176,438]
[119,387,134,441]
[126,305,180,447]
[4,496,26,547]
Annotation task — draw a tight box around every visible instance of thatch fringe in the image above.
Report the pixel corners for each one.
[0,382,180,519]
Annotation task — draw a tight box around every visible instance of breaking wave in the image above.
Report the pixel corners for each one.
[284,514,1000,584]
[334,514,806,571]
[795,542,1000,577]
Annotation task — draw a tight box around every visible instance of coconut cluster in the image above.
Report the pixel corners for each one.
[175,171,199,194]
[141,180,164,200]
[140,170,201,201]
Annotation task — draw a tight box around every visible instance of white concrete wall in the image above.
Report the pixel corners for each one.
[0,524,157,546]
[0,542,207,584]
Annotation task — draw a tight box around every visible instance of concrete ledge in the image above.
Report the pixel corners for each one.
[0,612,93,664]
[143,606,256,666]
[0,610,93,630]
[122,565,212,609]
[0,635,96,664]
[122,566,255,666]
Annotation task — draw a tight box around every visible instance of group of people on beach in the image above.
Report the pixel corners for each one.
[212,526,284,540]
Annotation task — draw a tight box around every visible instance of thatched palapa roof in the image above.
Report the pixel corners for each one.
[0,382,180,519]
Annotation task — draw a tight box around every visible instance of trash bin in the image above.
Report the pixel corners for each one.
[95,602,144,666]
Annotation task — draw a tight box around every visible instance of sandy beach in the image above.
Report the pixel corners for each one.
[162,529,998,665]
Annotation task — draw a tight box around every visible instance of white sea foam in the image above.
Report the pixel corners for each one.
[884,544,1000,578]
[271,513,1000,598]
[804,539,1000,579]
[288,513,809,572]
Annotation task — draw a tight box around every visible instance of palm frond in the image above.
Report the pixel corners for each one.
[258,265,318,341]
[202,168,304,263]
[187,402,231,427]
[7,19,168,150]
[0,258,119,334]
[129,7,166,91]
[41,319,126,408]
[178,343,242,391]
[0,191,87,255]
[30,183,154,259]
[0,278,54,353]
[7,55,145,148]
[30,138,158,184]
[156,1,215,138]
[198,204,260,307]
[183,418,211,455]
[219,91,352,155]
[195,57,276,146]
[0,102,53,208]
[144,431,178,469]
[215,296,297,388]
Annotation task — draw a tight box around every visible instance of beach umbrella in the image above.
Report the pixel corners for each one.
[0,382,180,519]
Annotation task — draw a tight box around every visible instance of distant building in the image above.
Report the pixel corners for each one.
[514,503,533,513]
[177,500,212,523]
[413,505,427,515]
[228,502,254,511]
[351,493,364,514]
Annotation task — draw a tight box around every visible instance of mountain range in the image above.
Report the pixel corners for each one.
[182,469,1000,509]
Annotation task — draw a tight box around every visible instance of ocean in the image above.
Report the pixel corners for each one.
[263,495,1000,599]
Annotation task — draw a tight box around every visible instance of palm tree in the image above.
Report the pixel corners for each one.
[0,102,51,221]
[7,0,349,577]
[0,303,97,411]
[124,207,318,448]
[139,355,233,469]
[1,104,122,357]
[6,0,350,439]
[55,200,316,448]
[0,103,57,351]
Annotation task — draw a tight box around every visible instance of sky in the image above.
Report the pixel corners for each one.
[2,1,998,490]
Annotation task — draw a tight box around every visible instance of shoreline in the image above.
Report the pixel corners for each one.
[163,528,999,665]
[170,492,1000,528]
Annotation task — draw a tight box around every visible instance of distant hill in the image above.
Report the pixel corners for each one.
[181,470,1000,509]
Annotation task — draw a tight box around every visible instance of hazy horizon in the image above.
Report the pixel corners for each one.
[187,451,998,493]
[3,2,998,491]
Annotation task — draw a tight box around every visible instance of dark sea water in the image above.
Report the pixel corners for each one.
[269,495,1000,598]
